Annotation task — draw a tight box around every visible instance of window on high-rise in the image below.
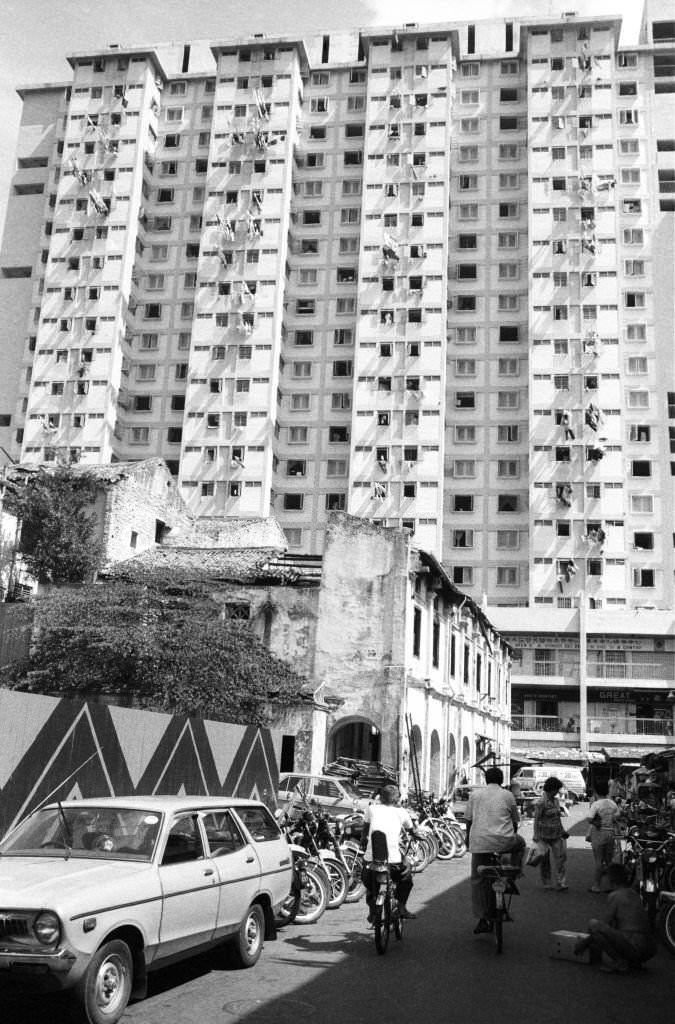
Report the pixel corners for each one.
[497,494,519,513]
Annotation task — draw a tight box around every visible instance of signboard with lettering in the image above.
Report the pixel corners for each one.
[504,633,652,652]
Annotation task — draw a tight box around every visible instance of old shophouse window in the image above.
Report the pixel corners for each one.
[224,602,251,621]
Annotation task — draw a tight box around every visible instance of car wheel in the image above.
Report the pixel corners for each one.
[75,939,133,1024]
[227,903,265,968]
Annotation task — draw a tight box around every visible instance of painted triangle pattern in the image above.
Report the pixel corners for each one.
[0,689,281,838]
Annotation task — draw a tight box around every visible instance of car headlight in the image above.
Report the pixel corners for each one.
[34,911,61,946]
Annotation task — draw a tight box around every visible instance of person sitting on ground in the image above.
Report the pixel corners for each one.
[585,779,620,893]
[533,776,569,891]
[464,767,526,935]
[359,783,419,922]
[574,863,657,972]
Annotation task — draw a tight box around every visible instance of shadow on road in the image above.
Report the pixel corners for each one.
[3,831,674,1024]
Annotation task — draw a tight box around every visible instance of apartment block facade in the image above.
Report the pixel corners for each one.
[1,7,674,763]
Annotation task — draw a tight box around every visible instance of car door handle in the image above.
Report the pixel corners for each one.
[246,855,255,863]
[204,868,214,876]
[279,857,290,866]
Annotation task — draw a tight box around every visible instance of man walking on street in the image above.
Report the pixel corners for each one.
[464,767,526,934]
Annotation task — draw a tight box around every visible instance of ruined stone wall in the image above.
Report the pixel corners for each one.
[209,583,320,682]
[314,514,410,767]
[100,460,193,565]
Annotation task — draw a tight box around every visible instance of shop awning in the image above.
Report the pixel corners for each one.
[600,746,652,763]
[511,746,606,764]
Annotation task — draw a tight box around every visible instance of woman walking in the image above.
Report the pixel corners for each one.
[585,778,620,893]
[532,776,569,891]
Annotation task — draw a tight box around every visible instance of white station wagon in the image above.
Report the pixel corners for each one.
[0,796,292,1024]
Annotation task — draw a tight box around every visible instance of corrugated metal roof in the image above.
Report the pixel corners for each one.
[511,746,606,764]
[104,547,322,587]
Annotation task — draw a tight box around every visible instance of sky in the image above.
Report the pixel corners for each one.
[0,0,645,237]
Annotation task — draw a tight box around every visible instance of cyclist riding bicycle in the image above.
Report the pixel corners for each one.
[464,766,526,935]
[359,784,419,922]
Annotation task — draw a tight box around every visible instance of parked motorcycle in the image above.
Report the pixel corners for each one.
[275,811,330,926]
[622,824,675,929]
[284,802,349,910]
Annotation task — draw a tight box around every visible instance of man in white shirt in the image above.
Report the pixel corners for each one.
[464,766,525,934]
[359,784,418,921]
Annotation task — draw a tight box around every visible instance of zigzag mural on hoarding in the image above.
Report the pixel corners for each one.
[0,689,281,838]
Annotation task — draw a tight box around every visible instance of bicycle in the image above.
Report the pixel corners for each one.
[366,830,412,955]
[477,855,521,954]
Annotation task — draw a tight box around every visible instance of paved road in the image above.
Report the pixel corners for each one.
[3,807,674,1024]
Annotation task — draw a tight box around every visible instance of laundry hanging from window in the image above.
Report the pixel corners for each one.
[69,157,88,186]
[253,89,270,121]
[88,188,109,216]
[587,440,606,462]
[556,482,573,507]
[560,410,575,440]
[583,330,600,357]
[585,402,600,431]
[585,525,606,547]
[217,212,235,240]
[382,232,399,262]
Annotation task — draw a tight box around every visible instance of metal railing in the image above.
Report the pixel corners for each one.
[512,714,674,737]
[587,716,674,737]
[524,656,674,681]
[511,715,572,733]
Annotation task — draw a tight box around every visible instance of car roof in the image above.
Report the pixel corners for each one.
[280,773,353,783]
[45,796,265,812]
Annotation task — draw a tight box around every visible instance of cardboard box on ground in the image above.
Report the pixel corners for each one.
[549,930,591,964]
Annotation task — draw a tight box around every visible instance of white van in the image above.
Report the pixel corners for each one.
[512,765,587,801]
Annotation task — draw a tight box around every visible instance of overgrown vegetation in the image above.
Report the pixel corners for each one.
[4,467,102,584]
[7,580,310,725]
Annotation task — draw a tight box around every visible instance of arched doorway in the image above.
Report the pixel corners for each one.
[461,736,471,784]
[409,724,423,791]
[429,730,441,795]
[447,734,457,794]
[327,718,381,763]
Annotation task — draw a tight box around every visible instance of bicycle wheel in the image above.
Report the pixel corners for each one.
[320,857,348,909]
[658,901,675,956]
[434,824,457,861]
[275,887,301,927]
[341,846,367,903]
[374,885,391,955]
[294,863,329,924]
[449,826,467,858]
[663,861,675,894]
[408,837,430,873]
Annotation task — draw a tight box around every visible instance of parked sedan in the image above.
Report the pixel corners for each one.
[0,796,292,1024]
[278,772,370,816]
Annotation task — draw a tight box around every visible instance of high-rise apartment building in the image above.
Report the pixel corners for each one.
[1,6,674,763]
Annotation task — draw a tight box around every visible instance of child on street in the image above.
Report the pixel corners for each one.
[532,776,569,891]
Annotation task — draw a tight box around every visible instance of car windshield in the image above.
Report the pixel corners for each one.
[336,779,362,799]
[283,776,362,801]
[0,806,162,862]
